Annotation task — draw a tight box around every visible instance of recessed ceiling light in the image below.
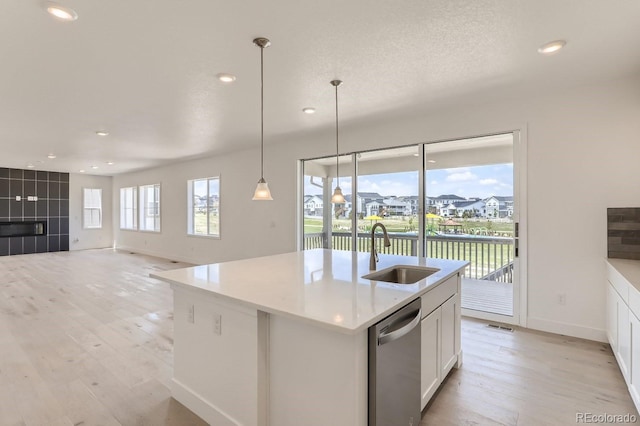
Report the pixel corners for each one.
[216,73,236,83]
[46,2,78,21]
[302,107,316,114]
[47,154,56,159]
[91,165,99,170]
[96,131,109,136]
[106,161,114,165]
[413,153,419,157]
[79,169,85,173]
[427,159,436,163]
[27,164,35,169]
[538,40,566,55]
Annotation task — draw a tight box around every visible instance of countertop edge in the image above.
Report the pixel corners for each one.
[606,258,640,292]
[151,263,468,335]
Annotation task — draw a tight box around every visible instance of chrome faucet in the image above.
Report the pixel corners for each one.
[370,222,391,270]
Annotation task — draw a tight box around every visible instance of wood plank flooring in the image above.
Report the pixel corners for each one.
[1,249,637,425]
[422,319,638,425]
[0,249,207,426]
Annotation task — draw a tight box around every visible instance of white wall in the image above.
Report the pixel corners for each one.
[69,173,113,251]
[112,75,640,341]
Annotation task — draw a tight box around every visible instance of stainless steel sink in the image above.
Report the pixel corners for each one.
[362,265,439,284]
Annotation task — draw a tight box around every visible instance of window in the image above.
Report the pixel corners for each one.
[83,188,102,229]
[188,177,220,237]
[139,184,161,232]
[120,186,138,230]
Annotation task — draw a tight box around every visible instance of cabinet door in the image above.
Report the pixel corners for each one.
[421,308,441,410]
[630,313,640,406]
[617,291,631,381]
[440,294,458,377]
[607,283,618,351]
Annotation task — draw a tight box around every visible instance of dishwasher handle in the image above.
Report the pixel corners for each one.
[378,308,421,346]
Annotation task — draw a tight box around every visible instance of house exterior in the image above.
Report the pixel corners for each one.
[485,196,514,218]
[303,195,324,216]
[450,199,486,218]
[365,198,411,217]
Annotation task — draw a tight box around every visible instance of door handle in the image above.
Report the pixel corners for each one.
[378,308,422,346]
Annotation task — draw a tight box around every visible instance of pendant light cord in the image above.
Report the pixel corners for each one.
[335,83,339,188]
[260,45,265,179]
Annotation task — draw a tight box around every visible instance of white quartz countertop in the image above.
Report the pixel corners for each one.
[151,249,468,334]
[606,258,640,292]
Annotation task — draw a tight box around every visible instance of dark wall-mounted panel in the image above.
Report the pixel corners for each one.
[0,167,69,256]
[608,208,640,260]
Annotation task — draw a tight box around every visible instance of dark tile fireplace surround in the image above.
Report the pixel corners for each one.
[0,167,69,256]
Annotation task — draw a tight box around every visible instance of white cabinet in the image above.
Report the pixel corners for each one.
[607,283,618,350]
[440,295,458,377]
[608,281,631,381]
[420,273,461,410]
[605,259,640,413]
[617,290,631,381]
[420,308,440,408]
[630,312,640,404]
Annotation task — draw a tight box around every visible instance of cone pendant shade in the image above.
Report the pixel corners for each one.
[331,186,345,204]
[253,178,273,201]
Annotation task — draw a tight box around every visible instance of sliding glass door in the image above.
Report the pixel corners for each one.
[300,133,520,323]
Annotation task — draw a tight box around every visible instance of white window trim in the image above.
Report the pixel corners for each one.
[119,186,138,230]
[187,176,220,239]
[82,187,103,229]
[139,183,161,233]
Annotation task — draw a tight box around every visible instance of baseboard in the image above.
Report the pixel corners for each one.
[171,378,240,426]
[115,245,197,265]
[527,316,607,343]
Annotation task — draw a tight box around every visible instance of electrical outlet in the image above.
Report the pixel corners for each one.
[558,293,566,305]
[213,313,222,335]
[187,304,195,323]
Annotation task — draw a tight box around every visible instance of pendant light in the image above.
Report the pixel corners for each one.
[330,79,345,204]
[252,37,273,201]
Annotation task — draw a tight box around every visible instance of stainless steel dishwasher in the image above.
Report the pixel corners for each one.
[369,298,422,426]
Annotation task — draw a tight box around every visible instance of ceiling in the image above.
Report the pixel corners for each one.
[2,0,640,175]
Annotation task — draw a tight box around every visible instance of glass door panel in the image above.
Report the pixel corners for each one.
[356,146,420,257]
[424,134,515,318]
[302,154,353,251]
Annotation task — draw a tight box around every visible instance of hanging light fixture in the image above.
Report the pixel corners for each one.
[252,37,273,201]
[330,79,345,204]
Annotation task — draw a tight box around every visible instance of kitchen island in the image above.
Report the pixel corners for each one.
[151,249,468,426]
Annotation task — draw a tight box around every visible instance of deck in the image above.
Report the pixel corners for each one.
[461,278,513,316]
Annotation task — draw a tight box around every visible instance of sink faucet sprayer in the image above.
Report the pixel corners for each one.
[370,222,391,271]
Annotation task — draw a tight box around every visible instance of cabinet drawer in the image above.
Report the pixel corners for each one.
[422,274,458,318]
[608,262,629,303]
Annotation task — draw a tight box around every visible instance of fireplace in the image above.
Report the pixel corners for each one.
[0,221,47,238]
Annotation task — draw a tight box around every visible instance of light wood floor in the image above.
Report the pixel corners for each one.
[0,249,207,426]
[421,320,638,425]
[1,250,637,426]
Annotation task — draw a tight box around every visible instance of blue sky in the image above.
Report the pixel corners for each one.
[304,163,513,199]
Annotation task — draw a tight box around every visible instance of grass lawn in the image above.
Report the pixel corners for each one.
[304,216,514,235]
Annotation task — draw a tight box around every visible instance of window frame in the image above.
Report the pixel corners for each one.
[138,183,161,233]
[82,187,103,229]
[187,176,221,239]
[119,186,138,230]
